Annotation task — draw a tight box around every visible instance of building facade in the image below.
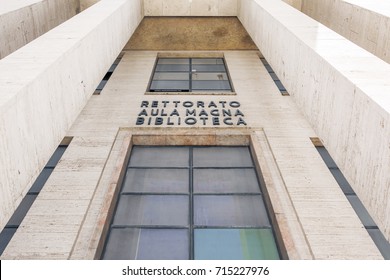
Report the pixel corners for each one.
[0,0,389,259]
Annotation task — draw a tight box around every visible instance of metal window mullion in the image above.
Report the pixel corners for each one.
[189,58,193,92]
[223,59,233,91]
[189,147,194,260]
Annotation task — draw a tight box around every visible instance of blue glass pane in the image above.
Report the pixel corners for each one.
[194,229,279,260]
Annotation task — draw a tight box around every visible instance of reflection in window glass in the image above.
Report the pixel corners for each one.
[194,168,260,194]
[194,195,271,227]
[153,72,189,80]
[192,58,224,64]
[123,169,189,193]
[113,195,189,226]
[150,80,189,91]
[193,146,253,167]
[129,146,189,167]
[194,229,279,260]
[192,80,231,90]
[103,228,189,260]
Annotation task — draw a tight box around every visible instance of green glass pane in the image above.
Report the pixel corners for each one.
[194,229,279,260]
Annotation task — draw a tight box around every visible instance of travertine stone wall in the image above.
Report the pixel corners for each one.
[2,50,381,259]
[301,0,390,63]
[239,0,390,242]
[0,0,143,231]
[143,0,238,16]
[0,0,80,59]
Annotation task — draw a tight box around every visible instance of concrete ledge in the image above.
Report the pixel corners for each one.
[239,0,390,242]
[0,0,80,59]
[143,0,238,16]
[0,0,143,230]
[301,0,390,63]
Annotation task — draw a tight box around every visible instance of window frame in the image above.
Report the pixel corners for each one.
[146,55,235,95]
[101,145,281,260]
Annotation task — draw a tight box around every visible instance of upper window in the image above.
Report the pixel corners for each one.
[148,58,233,93]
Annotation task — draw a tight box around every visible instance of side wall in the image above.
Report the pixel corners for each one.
[301,0,390,63]
[0,0,143,230]
[238,0,390,241]
[0,0,80,59]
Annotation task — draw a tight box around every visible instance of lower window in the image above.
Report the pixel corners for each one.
[102,146,280,260]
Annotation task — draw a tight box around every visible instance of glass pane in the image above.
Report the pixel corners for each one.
[192,64,226,72]
[129,146,189,167]
[193,147,253,167]
[158,58,190,64]
[192,72,228,81]
[274,80,286,91]
[46,146,67,167]
[192,80,231,90]
[330,169,355,194]
[150,80,189,91]
[123,169,189,193]
[137,229,189,260]
[113,195,189,226]
[192,58,224,64]
[194,195,270,227]
[96,80,108,91]
[103,228,189,260]
[155,64,189,72]
[7,194,37,227]
[367,229,390,260]
[103,228,139,259]
[194,169,260,194]
[0,228,17,255]
[153,72,189,80]
[194,229,279,260]
[29,168,53,194]
[264,64,274,73]
[346,195,377,227]
[269,72,279,81]
[317,147,337,168]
